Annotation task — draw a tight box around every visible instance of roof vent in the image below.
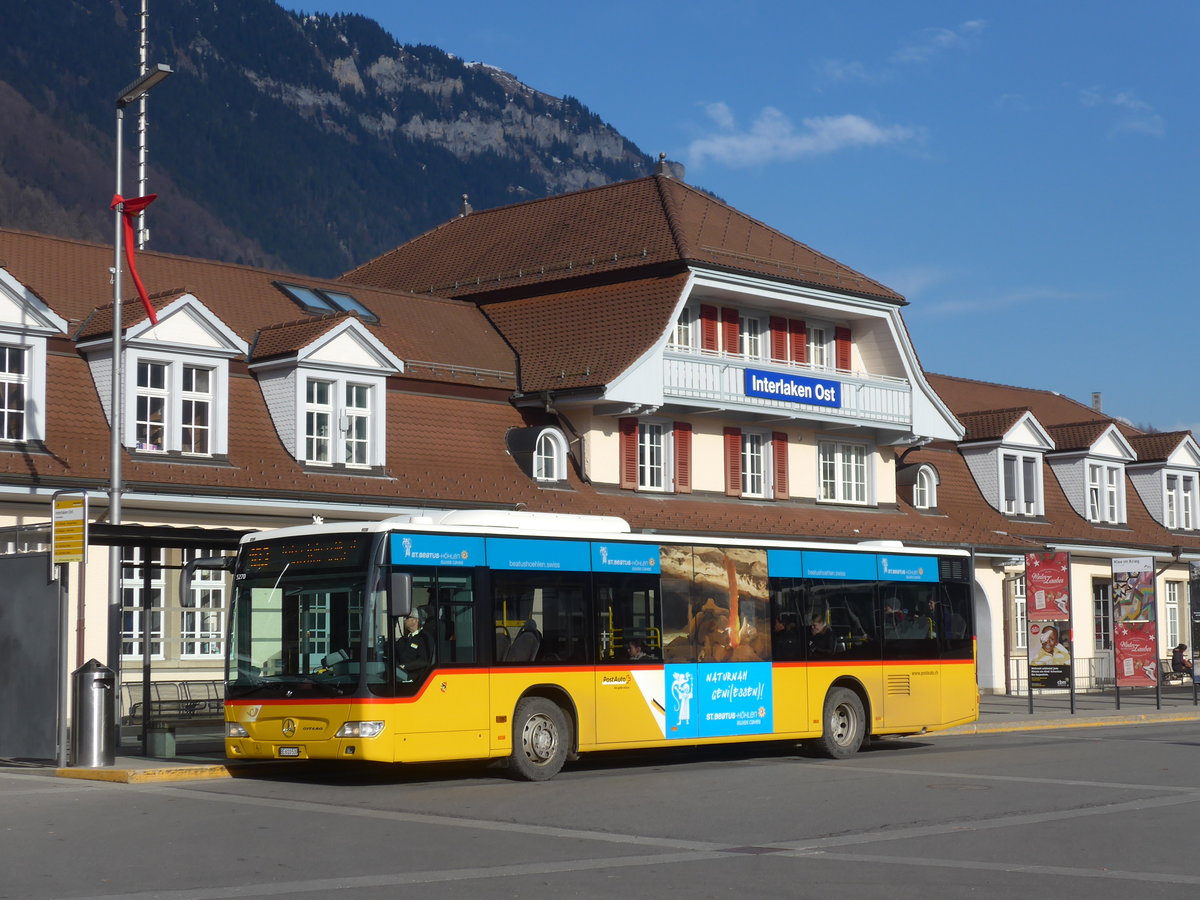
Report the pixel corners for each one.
[459,194,472,217]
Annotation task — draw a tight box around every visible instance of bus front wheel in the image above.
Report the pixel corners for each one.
[815,687,865,759]
[509,697,569,781]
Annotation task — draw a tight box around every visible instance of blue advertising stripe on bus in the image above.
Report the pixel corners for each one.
[878,555,938,582]
[486,537,591,571]
[391,533,485,567]
[767,548,803,578]
[590,542,660,573]
[802,550,877,580]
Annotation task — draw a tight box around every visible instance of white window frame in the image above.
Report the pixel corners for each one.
[669,307,694,350]
[1165,473,1197,531]
[807,322,831,369]
[738,314,764,360]
[637,420,671,492]
[1013,577,1027,651]
[298,370,386,468]
[0,344,29,442]
[1002,452,1042,516]
[913,465,938,509]
[1086,461,1125,524]
[741,430,770,498]
[1165,581,1182,650]
[124,349,228,456]
[534,428,568,482]
[121,547,165,661]
[180,549,227,659]
[135,359,168,451]
[818,440,869,505]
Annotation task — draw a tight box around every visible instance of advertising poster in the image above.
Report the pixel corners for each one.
[1024,552,1070,622]
[1112,557,1157,687]
[1028,621,1071,689]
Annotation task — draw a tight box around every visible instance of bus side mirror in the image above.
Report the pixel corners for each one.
[389,573,413,618]
[180,555,235,601]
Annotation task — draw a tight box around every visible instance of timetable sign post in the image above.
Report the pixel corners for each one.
[52,492,88,564]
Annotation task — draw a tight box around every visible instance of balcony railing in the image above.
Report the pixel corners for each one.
[662,349,911,427]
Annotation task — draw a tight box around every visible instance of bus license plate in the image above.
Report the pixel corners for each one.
[278,746,300,758]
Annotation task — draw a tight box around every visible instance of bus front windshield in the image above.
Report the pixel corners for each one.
[228,537,384,699]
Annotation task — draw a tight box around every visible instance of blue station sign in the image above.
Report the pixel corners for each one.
[744,368,842,408]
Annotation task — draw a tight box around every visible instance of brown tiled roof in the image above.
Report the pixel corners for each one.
[484,274,689,392]
[927,373,1120,427]
[342,176,904,304]
[1128,431,1191,464]
[901,445,1200,555]
[251,315,356,362]
[1044,420,1114,453]
[955,408,1030,443]
[0,228,515,387]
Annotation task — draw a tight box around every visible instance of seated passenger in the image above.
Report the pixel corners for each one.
[626,637,656,661]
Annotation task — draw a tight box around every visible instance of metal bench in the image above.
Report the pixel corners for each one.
[1160,660,1192,686]
[122,679,225,727]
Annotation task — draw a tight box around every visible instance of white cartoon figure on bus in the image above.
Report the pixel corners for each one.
[671,670,693,726]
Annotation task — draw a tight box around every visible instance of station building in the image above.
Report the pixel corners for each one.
[0,171,1196,753]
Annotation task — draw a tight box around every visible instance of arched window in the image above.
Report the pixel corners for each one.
[914,465,938,509]
[534,429,567,482]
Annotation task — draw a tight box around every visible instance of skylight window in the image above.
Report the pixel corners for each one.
[275,282,378,323]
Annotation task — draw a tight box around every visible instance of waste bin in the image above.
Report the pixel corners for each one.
[71,659,115,767]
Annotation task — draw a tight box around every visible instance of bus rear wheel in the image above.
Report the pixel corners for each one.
[815,687,865,759]
[509,697,569,781]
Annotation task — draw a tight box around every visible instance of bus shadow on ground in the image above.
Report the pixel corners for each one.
[233,735,934,787]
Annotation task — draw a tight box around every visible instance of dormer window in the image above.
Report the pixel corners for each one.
[1166,474,1196,530]
[303,376,378,467]
[534,428,567,482]
[251,316,402,472]
[1087,463,1125,523]
[129,353,224,455]
[914,465,938,509]
[0,344,28,440]
[1003,453,1041,516]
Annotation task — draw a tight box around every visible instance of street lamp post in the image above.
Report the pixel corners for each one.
[107,63,172,744]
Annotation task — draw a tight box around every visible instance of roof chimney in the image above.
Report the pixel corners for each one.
[459,194,472,217]
[1091,392,1102,413]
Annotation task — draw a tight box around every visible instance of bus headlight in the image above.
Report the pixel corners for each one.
[335,721,385,738]
[226,722,249,738]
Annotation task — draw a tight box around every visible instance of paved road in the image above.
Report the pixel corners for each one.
[6,723,1200,899]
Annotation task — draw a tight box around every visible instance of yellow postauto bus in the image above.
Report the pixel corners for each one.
[213,510,977,780]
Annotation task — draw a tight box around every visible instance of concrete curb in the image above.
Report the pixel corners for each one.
[937,711,1200,737]
[54,764,234,784]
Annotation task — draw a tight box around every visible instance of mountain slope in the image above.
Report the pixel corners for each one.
[0,0,653,276]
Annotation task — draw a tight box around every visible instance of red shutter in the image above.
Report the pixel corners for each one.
[789,319,807,364]
[721,307,740,355]
[769,316,788,361]
[835,326,852,371]
[699,305,719,352]
[772,432,789,500]
[674,422,692,494]
[724,427,742,497]
[619,417,638,490]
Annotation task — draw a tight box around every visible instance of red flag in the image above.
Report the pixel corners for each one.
[110,193,159,325]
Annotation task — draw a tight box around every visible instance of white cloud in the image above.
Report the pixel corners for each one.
[919,287,1090,317]
[813,58,878,85]
[687,107,918,168]
[1080,87,1165,137]
[891,20,986,64]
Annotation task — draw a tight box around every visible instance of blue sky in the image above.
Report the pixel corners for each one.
[287,1,1197,434]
